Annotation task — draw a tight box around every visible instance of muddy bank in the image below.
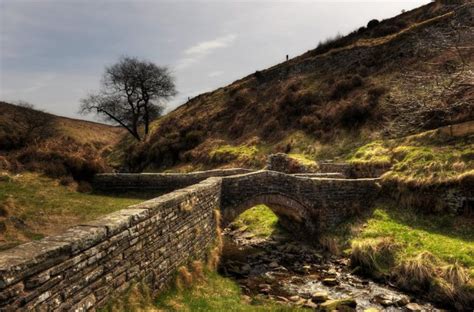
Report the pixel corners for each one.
[219,228,441,311]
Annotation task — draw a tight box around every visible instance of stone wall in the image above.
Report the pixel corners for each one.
[0,178,222,311]
[0,169,383,311]
[93,168,253,194]
[383,178,474,216]
[318,162,391,178]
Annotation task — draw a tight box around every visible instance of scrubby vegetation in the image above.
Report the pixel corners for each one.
[0,101,123,181]
[118,1,472,172]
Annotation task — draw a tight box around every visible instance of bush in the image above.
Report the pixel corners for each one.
[254,70,264,81]
[299,115,320,132]
[367,19,380,29]
[339,99,372,128]
[330,75,364,100]
[16,138,109,181]
[367,86,387,107]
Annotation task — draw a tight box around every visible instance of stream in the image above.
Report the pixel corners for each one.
[218,227,442,311]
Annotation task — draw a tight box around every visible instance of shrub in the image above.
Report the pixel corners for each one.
[367,19,380,29]
[367,86,387,107]
[231,95,248,108]
[338,99,373,128]
[299,115,320,132]
[330,75,364,100]
[261,120,279,139]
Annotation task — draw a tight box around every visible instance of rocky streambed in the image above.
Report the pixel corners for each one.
[219,228,441,312]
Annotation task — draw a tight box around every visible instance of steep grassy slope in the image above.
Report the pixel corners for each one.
[0,101,124,180]
[124,1,473,173]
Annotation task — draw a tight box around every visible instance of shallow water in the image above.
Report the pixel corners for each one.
[219,229,442,311]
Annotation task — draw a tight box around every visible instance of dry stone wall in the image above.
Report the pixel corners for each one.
[0,169,382,311]
[93,168,252,194]
[0,178,222,311]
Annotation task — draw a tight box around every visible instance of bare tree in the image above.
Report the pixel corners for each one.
[80,56,177,141]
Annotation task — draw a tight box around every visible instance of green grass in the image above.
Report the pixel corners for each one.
[155,270,308,312]
[231,205,281,238]
[287,153,318,167]
[349,203,474,307]
[0,172,146,249]
[347,141,391,165]
[347,133,473,182]
[210,144,259,161]
[352,203,474,271]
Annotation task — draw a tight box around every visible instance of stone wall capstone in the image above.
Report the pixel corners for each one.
[93,168,253,194]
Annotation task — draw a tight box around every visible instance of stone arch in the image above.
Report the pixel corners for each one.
[220,193,318,238]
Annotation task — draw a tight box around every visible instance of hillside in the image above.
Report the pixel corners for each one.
[0,101,124,181]
[124,1,473,175]
[0,102,148,250]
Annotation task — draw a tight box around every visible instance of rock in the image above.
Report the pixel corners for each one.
[241,264,251,273]
[289,295,301,302]
[311,291,329,303]
[326,268,338,277]
[373,293,395,306]
[364,308,379,312]
[241,295,251,303]
[268,261,279,268]
[395,296,410,306]
[275,296,289,302]
[406,303,423,311]
[322,278,339,286]
[319,298,357,312]
[303,300,318,309]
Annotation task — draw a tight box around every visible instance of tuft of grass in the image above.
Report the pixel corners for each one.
[230,205,281,238]
[155,270,309,312]
[350,237,399,278]
[209,144,259,163]
[347,141,391,165]
[287,153,318,168]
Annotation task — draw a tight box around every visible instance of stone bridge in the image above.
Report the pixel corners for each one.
[94,169,380,236]
[220,171,379,237]
[0,170,380,311]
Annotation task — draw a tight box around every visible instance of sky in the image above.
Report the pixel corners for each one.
[0,0,429,121]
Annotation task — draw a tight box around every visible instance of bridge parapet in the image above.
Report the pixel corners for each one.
[220,170,381,239]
